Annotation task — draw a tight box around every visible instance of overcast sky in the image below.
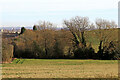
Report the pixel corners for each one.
[0,0,119,27]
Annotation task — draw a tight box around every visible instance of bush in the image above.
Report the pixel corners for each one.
[104,41,120,60]
[53,39,64,58]
[20,27,26,34]
[33,25,37,31]
[2,39,14,63]
[74,46,95,59]
[97,41,120,60]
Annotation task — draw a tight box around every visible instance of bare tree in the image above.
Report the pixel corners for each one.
[36,21,56,56]
[35,21,56,30]
[95,19,117,59]
[95,19,117,49]
[64,16,92,48]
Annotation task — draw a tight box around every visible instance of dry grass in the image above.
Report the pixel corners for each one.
[2,59,118,78]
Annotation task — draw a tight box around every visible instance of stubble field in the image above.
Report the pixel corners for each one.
[2,59,118,78]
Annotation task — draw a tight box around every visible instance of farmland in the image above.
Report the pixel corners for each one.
[2,59,118,78]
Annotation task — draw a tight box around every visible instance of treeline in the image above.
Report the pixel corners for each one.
[2,16,120,62]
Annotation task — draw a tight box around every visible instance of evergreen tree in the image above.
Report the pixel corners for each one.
[20,27,26,34]
[33,25,37,31]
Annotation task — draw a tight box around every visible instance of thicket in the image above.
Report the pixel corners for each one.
[2,17,120,60]
[2,39,14,63]
[13,29,73,59]
[12,20,119,60]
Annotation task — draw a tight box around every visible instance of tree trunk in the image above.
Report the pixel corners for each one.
[71,32,80,47]
[81,31,86,47]
[98,40,103,59]
[45,39,47,55]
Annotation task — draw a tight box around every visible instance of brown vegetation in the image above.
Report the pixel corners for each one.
[2,17,120,61]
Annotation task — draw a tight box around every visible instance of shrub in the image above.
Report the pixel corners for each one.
[97,41,120,60]
[53,39,64,58]
[33,25,37,31]
[2,39,13,63]
[20,27,26,34]
[102,41,120,60]
[74,43,95,59]
[74,47,95,59]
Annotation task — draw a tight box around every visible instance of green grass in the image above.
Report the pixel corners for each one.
[2,59,118,78]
